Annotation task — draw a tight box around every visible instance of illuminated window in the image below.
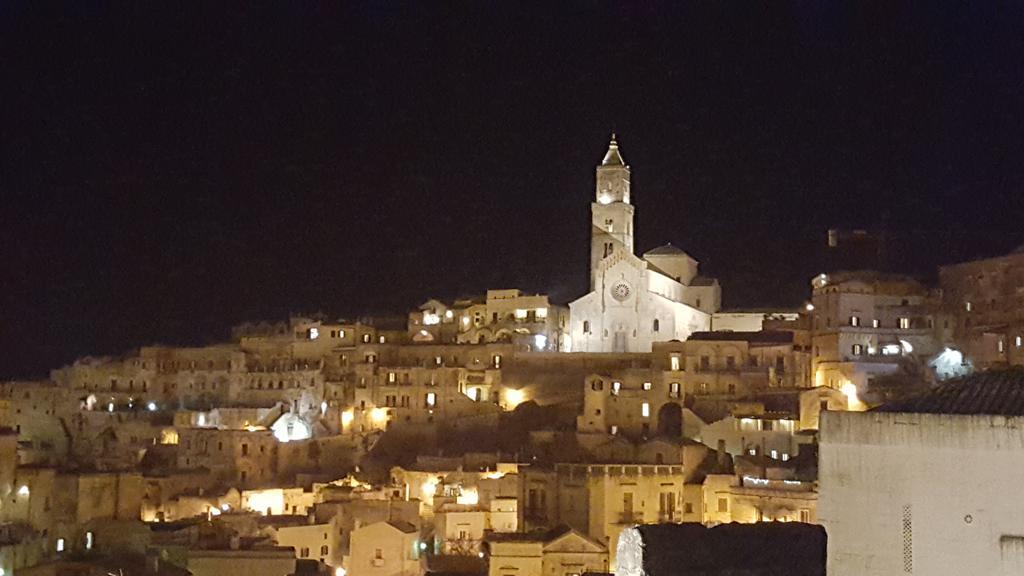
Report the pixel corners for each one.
[379,335,386,344]
[85,531,94,550]
[770,449,778,459]
[492,355,502,369]
[610,425,618,435]
[849,316,860,327]
[536,307,548,319]
[362,334,371,343]
[611,381,621,395]
[308,328,319,340]
[670,356,681,371]
[642,382,652,391]
[872,319,880,328]
[425,393,436,408]
[852,344,863,355]
[338,329,345,338]
[56,538,65,552]
[434,356,442,366]
[898,317,910,330]
[965,301,972,312]
[388,372,396,383]
[641,402,650,418]
[999,339,1006,353]
[669,382,680,398]
[782,453,790,461]
[1017,336,1023,347]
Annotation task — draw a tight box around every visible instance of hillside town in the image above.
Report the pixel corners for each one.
[3,137,1024,576]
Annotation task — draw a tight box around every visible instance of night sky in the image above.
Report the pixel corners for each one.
[3,3,1024,378]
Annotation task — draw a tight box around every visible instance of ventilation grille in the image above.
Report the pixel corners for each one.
[902,504,913,573]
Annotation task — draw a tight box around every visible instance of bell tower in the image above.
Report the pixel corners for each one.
[590,134,635,289]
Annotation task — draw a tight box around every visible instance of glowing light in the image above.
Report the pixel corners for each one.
[272,414,312,442]
[341,409,354,428]
[423,312,440,326]
[160,429,179,445]
[482,471,506,480]
[467,388,479,401]
[841,382,866,411]
[244,489,285,515]
[335,568,347,576]
[320,401,328,415]
[899,339,914,354]
[641,402,650,418]
[56,538,65,553]
[881,344,901,356]
[17,485,29,496]
[598,194,612,205]
[107,402,114,412]
[533,334,548,350]
[208,506,221,517]
[309,327,319,340]
[536,307,548,319]
[220,503,230,511]
[461,316,470,326]
[743,476,770,486]
[420,479,438,501]
[514,309,528,320]
[146,401,158,411]
[504,388,525,408]
[197,413,206,426]
[478,552,485,558]
[370,407,388,425]
[419,542,427,551]
[457,486,479,506]
[805,303,815,312]
[425,392,437,407]
[444,310,453,320]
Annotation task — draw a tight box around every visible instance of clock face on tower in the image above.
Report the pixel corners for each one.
[610,281,632,302]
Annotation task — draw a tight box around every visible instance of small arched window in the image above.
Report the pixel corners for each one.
[583,320,591,334]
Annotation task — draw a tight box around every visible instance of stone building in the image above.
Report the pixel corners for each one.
[569,136,720,353]
[940,247,1024,368]
[486,525,608,576]
[347,520,421,576]
[810,271,949,402]
[408,290,570,351]
[819,369,1024,575]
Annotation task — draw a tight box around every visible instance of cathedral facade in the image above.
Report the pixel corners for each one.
[568,136,720,352]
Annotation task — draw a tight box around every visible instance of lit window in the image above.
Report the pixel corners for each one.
[782,453,790,461]
[610,425,618,435]
[669,382,680,398]
[670,356,681,371]
[338,329,345,338]
[434,356,442,366]
[849,316,860,327]
[999,339,1006,353]
[514,309,528,320]
[56,538,65,552]
[642,382,652,391]
[965,301,972,312]
[852,344,863,356]
[425,393,436,408]
[308,327,319,340]
[85,531,94,550]
[388,372,396,383]
[872,319,880,328]
[611,381,621,395]
[362,334,371,343]
[641,402,650,418]
[898,317,910,330]
[1017,336,1023,348]
[536,307,548,319]
[378,335,386,344]
[492,355,502,368]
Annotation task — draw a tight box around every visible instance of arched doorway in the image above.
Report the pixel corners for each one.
[656,402,683,437]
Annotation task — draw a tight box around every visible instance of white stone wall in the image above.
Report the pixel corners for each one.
[820,411,1024,575]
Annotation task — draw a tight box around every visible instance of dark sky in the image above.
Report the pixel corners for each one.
[3,2,1024,378]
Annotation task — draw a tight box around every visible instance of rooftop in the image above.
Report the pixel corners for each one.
[687,330,794,344]
[877,368,1024,416]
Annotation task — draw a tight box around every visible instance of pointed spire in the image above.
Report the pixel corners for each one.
[601,133,626,166]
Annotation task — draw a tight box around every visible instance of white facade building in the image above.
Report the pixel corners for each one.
[569,136,720,352]
[820,371,1024,575]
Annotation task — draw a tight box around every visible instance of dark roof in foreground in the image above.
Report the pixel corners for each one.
[877,368,1024,416]
[632,522,826,576]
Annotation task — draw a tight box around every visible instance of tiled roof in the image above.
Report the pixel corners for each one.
[877,368,1024,415]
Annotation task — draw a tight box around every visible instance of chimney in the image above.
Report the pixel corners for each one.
[716,440,729,469]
